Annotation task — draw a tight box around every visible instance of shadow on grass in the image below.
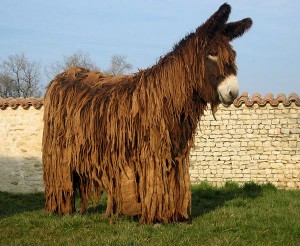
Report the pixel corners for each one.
[81,181,271,221]
[0,182,275,220]
[0,190,108,219]
[0,192,45,219]
[191,181,273,218]
[86,192,107,214]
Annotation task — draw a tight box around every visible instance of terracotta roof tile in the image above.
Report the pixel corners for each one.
[0,97,43,110]
[0,93,299,110]
[232,92,300,107]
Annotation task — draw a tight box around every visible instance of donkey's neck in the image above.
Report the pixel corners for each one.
[135,54,207,153]
[140,53,204,116]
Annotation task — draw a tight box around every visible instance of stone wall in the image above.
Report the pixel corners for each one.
[0,94,299,193]
[190,93,300,189]
[0,98,44,193]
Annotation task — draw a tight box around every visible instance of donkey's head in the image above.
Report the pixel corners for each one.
[192,3,252,107]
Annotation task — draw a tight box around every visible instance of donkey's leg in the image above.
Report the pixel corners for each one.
[138,156,191,224]
[139,157,169,224]
[44,161,75,215]
[120,165,142,216]
[167,158,191,223]
[58,162,76,215]
[78,176,90,213]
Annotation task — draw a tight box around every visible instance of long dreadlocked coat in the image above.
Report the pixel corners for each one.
[43,3,252,224]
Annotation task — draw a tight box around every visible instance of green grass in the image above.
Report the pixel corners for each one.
[1,182,300,246]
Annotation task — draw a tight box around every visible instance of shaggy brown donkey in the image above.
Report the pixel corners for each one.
[43,3,252,224]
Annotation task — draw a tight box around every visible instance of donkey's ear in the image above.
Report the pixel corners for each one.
[200,3,231,38]
[223,18,253,40]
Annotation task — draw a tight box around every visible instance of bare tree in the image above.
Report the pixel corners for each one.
[0,73,16,98]
[45,51,100,80]
[0,53,41,98]
[0,52,133,98]
[103,55,132,76]
[46,51,132,79]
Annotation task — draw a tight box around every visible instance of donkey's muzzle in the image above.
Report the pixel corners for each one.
[217,74,239,105]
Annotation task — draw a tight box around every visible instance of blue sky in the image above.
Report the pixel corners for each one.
[1,0,299,96]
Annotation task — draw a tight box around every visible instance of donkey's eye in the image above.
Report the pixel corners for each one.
[208,54,218,62]
[209,51,218,56]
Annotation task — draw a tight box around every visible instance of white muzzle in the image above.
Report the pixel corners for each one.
[217,74,239,105]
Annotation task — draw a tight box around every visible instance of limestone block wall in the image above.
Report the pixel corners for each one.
[0,98,44,193]
[190,93,300,189]
[0,94,299,193]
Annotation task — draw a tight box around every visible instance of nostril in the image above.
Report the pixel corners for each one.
[229,90,238,99]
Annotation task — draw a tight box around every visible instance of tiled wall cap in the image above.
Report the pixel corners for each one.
[0,97,44,110]
[0,93,299,110]
[230,92,300,107]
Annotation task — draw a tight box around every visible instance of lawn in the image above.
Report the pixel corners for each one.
[1,182,300,246]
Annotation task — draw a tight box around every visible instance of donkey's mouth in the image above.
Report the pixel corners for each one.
[218,91,235,106]
[218,91,234,106]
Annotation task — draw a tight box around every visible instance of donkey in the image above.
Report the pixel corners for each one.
[43,3,252,224]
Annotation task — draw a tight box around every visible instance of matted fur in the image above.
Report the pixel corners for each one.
[43,3,252,224]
